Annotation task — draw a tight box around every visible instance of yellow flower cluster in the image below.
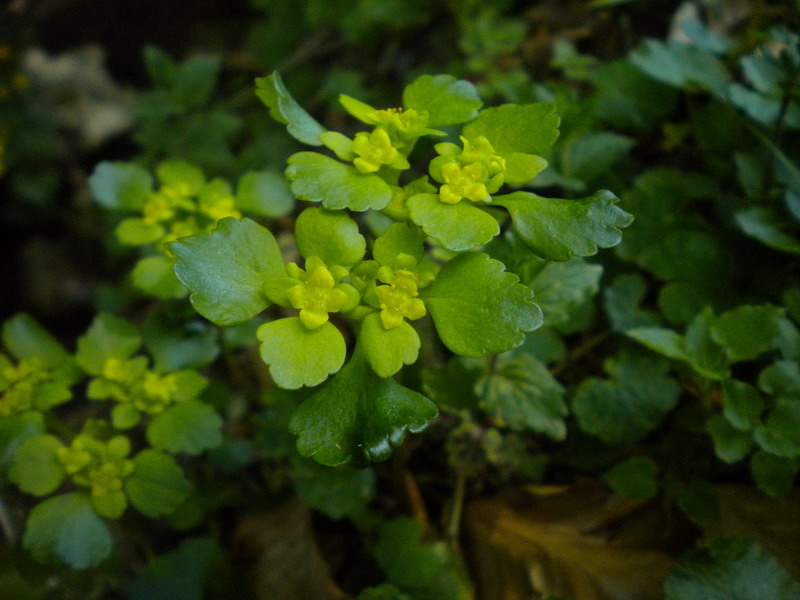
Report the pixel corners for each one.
[57,434,134,497]
[0,357,54,417]
[286,257,358,329]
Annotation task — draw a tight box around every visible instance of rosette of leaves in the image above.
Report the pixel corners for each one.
[0,314,81,469]
[257,71,632,257]
[8,419,191,569]
[88,159,294,298]
[76,313,222,456]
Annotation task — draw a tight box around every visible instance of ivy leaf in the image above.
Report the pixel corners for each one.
[360,313,421,378]
[236,170,295,218]
[171,218,286,326]
[23,493,113,569]
[76,313,141,375]
[572,353,681,444]
[603,456,659,500]
[295,207,366,266]
[402,74,482,127]
[665,536,800,600]
[711,305,785,362]
[3,313,81,383]
[9,434,65,496]
[255,72,326,145]
[421,252,543,357]
[132,256,187,299]
[527,258,603,327]
[89,161,153,210]
[289,346,438,466]
[462,103,560,156]
[475,353,567,440]
[407,193,499,252]
[495,191,633,261]
[286,152,392,212]
[125,450,191,518]
[257,317,346,389]
[147,400,223,456]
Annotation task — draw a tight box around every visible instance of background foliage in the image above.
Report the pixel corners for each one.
[2,1,800,598]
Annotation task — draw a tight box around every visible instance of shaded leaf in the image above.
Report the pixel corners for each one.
[255,72,326,145]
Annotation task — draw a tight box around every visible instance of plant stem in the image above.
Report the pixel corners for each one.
[445,470,466,544]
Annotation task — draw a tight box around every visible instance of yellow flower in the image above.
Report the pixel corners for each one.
[439,162,489,204]
[287,258,350,329]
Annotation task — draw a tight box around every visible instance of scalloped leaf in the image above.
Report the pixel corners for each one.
[76,313,142,375]
[402,74,482,127]
[125,449,191,518]
[461,103,560,156]
[407,193,499,252]
[257,317,346,389]
[295,207,366,266]
[495,190,633,261]
[255,72,326,145]
[89,161,153,211]
[289,346,438,466]
[360,313,421,377]
[286,152,392,212]
[9,434,65,496]
[23,493,113,569]
[421,252,542,357]
[147,400,223,455]
[170,217,286,326]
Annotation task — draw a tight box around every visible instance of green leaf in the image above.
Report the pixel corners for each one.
[711,305,785,362]
[9,435,65,496]
[630,39,729,94]
[421,358,482,413]
[373,222,426,266]
[665,536,800,600]
[236,170,295,218]
[132,256,187,299]
[706,415,753,464]
[402,74,482,127]
[2,313,80,382]
[360,313,420,378]
[750,451,797,499]
[475,353,567,440]
[257,317,346,389]
[561,132,634,183]
[627,327,688,361]
[112,404,141,429]
[171,217,286,326]
[753,401,800,457]
[528,258,602,327]
[295,207,366,266]
[289,346,438,466]
[603,456,659,500]
[722,380,765,430]
[76,313,141,375]
[89,162,153,210]
[735,207,800,254]
[156,161,205,193]
[421,252,542,357]
[116,218,165,245]
[673,478,721,522]
[128,537,223,600]
[374,517,472,600]
[291,459,376,521]
[23,493,113,569]
[603,274,663,332]
[147,400,223,455]
[286,152,393,212]
[358,584,412,600]
[0,411,45,468]
[572,353,680,444]
[125,450,191,518]
[462,103,560,156]
[407,193,499,252]
[685,308,730,380]
[142,306,219,371]
[91,490,127,519]
[495,190,633,261]
[255,72,326,145]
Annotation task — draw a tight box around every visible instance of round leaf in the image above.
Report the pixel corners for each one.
[360,313,421,378]
[407,193,499,252]
[9,434,66,496]
[147,400,223,455]
[295,207,366,266]
[125,450,191,518]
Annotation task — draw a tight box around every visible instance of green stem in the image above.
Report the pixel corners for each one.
[445,470,466,544]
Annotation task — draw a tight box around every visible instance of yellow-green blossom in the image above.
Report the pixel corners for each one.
[352,128,410,174]
[365,107,429,136]
[0,357,55,417]
[57,433,134,497]
[439,162,489,204]
[373,266,428,329]
[286,257,358,329]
